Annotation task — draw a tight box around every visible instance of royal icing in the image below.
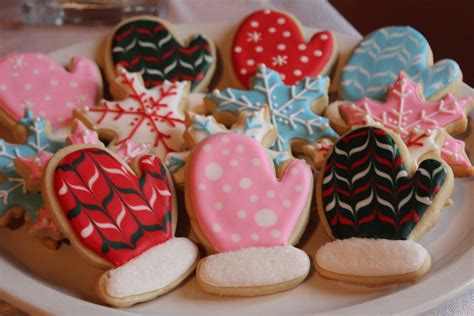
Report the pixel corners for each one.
[188,133,312,252]
[110,18,214,91]
[67,120,100,145]
[0,110,64,223]
[29,207,60,236]
[321,127,447,239]
[316,238,428,276]
[165,107,288,181]
[0,53,101,129]
[107,237,198,297]
[67,120,150,163]
[15,151,53,184]
[53,148,173,266]
[232,9,335,87]
[199,246,310,287]
[441,135,472,168]
[338,72,473,169]
[76,67,188,160]
[340,26,461,101]
[303,138,334,167]
[208,64,338,151]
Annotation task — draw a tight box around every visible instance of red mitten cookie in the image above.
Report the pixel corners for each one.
[232,9,337,88]
[42,146,198,307]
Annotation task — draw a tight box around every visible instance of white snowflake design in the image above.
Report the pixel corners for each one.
[207,64,339,151]
[247,31,262,43]
[10,55,25,69]
[272,55,288,66]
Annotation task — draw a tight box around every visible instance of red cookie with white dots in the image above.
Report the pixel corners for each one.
[232,9,338,88]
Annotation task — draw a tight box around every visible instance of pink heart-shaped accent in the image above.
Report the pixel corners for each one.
[0,53,101,129]
[188,133,313,252]
[232,9,334,88]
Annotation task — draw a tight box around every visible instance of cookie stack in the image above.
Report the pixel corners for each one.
[0,9,472,308]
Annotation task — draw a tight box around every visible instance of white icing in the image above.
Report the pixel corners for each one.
[199,246,310,287]
[205,162,223,180]
[106,238,198,297]
[188,92,206,114]
[316,238,429,277]
[254,208,277,227]
[406,128,440,164]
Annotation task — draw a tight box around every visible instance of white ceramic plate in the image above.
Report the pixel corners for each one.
[1,22,473,315]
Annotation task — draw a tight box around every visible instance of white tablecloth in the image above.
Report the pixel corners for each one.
[0,0,472,314]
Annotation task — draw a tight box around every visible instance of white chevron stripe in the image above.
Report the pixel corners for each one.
[158,33,172,47]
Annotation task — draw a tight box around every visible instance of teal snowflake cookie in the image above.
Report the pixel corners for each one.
[207,64,339,152]
[0,110,64,226]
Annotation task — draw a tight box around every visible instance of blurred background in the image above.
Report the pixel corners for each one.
[1,0,472,85]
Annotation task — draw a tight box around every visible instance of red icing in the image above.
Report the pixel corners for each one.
[232,9,334,87]
[53,148,172,266]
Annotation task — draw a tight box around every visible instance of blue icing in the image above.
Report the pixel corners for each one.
[242,115,263,134]
[207,65,339,151]
[340,26,461,102]
[0,110,64,222]
[192,116,214,135]
[166,155,187,174]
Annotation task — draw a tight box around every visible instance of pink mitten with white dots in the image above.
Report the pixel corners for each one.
[186,133,313,296]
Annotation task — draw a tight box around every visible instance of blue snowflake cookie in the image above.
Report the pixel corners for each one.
[207,64,339,151]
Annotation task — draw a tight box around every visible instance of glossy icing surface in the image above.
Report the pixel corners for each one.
[188,133,312,252]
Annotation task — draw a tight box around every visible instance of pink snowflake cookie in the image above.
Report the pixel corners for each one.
[327,72,474,177]
[186,133,313,296]
[75,67,189,160]
[0,53,102,135]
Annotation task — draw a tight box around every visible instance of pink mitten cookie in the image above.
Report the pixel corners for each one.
[232,9,337,88]
[185,133,312,296]
[42,145,198,307]
[0,53,102,139]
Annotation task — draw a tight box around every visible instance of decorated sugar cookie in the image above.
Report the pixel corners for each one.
[0,53,102,139]
[75,67,189,160]
[339,26,462,102]
[313,126,453,286]
[185,133,312,296]
[207,64,339,153]
[326,72,474,177]
[232,9,337,88]
[165,107,291,186]
[0,110,64,245]
[42,145,198,307]
[14,120,151,249]
[105,15,216,92]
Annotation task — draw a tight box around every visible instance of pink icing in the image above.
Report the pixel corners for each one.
[340,72,471,136]
[442,134,471,168]
[188,133,312,252]
[114,141,150,163]
[29,208,60,235]
[67,120,100,145]
[16,151,53,181]
[0,53,101,129]
[339,72,473,168]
